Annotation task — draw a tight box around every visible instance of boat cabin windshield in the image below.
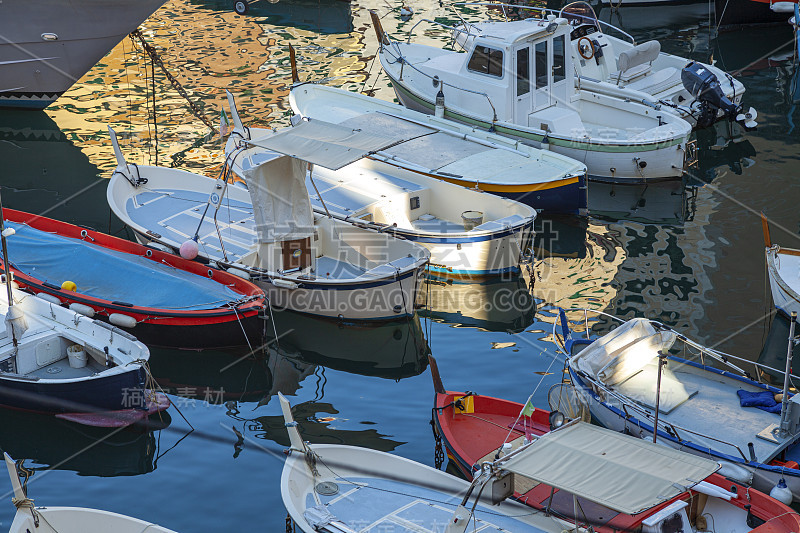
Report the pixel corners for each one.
[559,1,601,32]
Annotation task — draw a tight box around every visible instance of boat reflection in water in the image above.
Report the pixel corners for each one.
[230,400,404,452]
[270,311,429,380]
[690,123,757,184]
[0,409,162,477]
[0,111,108,225]
[588,179,693,226]
[189,0,353,33]
[418,277,536,333]
[149,344,315,406]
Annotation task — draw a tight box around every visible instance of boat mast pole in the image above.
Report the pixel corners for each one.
[779,312,797,438]
[0,188,17,347]
[652,350,666,444]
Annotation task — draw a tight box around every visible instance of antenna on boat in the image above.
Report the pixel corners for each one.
[652,350,667,444]
[778,312,797,439]
[225,90,247,140]
[288,44,300,84]
[278,392,306,452]
[761,212,772,247]
[0,188,21,348]
[369,10,390,48]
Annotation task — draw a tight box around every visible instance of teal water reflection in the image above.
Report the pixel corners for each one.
[0,1,799,530]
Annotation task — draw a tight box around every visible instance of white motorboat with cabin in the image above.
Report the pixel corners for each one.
[279,392,800,533]
[106,128,429,323]
[6,453,177,532]
[225,92,536,278]
[370,9,693,183]
[287,82,589,214]
[453,2,756,130]
[555,308,800,502]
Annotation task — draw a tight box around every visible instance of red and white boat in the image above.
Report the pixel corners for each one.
[428,356,800,533]
[1,209,266,349]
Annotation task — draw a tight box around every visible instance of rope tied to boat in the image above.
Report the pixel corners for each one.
[11,496,39,526]
[12,496,34,510]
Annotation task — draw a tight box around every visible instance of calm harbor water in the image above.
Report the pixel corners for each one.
[0,0,799,530]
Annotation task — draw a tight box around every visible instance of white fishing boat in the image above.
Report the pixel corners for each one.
[370,8,693,183]
[555,308,800,502]
[0,0,168,109]
[764,214,800,317]
[280,392,797,533]
[5,453,177,532]
[532,2,756,129]
[226,93,536,278]
[287,83,589,214]
[106,129,429,323]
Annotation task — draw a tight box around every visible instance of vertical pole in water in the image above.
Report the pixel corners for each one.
[653,350,666,444]
[573,494,579,533]
[779,312,797,438]
[0,188,17,347]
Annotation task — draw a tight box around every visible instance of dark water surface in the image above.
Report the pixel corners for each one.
[0,0,798,530]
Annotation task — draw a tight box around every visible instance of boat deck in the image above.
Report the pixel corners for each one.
[28,357,105,380]
[619,360,789,463]
[126,187,418,280]
[126,188,256,262]
[309,476,550,532]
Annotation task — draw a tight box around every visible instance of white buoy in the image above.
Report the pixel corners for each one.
[69,303,96,318]
[180,239,199,260]
[770,478,793,505]
[36,292,61,305]
[109,313,136,329]
[399,4,413,17]
[434,89,445,118]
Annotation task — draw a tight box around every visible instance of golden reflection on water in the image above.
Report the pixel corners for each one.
[40,0,624,315]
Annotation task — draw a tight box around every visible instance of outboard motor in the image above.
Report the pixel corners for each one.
[681,61,757,130]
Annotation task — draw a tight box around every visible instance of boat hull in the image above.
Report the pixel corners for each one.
[3,209,267,349]
[0,366,146,414]
[388,74,689,184]
[394,223,533,278]
[0,0,167,109]
[766,247,800,318]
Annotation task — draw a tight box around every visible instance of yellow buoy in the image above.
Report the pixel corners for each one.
[61,280,77,292]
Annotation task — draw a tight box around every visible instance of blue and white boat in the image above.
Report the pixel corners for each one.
[106,129,430,323]
[555,308,800,502]
[288,84,589,214]
[226,93,536,279]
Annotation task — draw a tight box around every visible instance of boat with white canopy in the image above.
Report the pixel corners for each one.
[555,308,800,502]
[763,214,800,318]
[5,453,177,532]
[106,128,429,322]
[370,8,693,183]
[280,390,799,533]
[450,2,757,130]
[225,92,536,278]
[287,83,588,214]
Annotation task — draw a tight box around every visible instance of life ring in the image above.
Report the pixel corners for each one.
[578,37,595,60]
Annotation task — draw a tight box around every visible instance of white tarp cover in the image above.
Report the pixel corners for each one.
[500,422,719,515]
[243,155,314,243]
[245,119,415,171]
[572,317,676,386]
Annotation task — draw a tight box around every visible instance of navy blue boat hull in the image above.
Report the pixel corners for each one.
[0,366,147,414]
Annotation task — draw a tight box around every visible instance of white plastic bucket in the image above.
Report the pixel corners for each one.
[67,344,87,369]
